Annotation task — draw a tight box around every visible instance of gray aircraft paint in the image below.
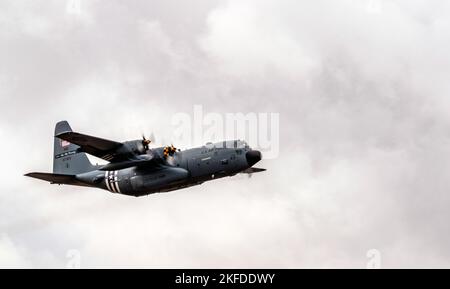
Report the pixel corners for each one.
[26,121,264,197]
[53,121,97,175]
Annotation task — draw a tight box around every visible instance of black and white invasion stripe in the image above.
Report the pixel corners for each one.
[104,170,121,193]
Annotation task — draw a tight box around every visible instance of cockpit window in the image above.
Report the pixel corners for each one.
[237,141,247,149]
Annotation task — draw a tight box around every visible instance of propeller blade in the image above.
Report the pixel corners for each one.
[141,134,152,150]
[149,132,155,143]
[163,144,178,159]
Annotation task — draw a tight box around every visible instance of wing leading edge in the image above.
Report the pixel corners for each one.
[55,131,123,162]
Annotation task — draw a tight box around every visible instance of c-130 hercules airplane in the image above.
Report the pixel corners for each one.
[25,121,265,197]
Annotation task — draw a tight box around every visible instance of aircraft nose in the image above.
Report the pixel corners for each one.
[246,150,262,167]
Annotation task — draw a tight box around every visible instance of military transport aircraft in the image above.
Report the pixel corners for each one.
[25,121,265,197]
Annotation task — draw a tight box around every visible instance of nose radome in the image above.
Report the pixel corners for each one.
[246,150,262,167]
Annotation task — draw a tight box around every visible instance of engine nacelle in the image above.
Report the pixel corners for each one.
[129,167,189,194]
[117,140,148,156]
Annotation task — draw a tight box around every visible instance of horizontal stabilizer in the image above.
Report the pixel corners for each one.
[241,167,266,174]
[24,172,90,187]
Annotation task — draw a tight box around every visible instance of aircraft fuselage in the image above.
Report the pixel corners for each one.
[76,140,261,197]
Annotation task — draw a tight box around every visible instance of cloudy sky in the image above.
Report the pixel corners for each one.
[1,0,450,268]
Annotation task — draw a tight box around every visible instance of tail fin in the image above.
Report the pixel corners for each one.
[53,121,96,174]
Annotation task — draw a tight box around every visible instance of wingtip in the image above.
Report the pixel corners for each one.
[24,172,39,178]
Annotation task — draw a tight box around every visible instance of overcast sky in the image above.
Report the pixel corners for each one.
[1,0,450,268]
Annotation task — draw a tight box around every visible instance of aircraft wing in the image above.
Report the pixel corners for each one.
[55,131,123,162]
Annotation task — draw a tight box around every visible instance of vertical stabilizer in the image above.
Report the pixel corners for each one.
[53,121,96,174]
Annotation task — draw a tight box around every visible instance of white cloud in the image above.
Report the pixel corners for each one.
[0,235,31,268]
[1,0,450,268]
[200,1,319,78]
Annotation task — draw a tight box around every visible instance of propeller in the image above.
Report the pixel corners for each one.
[149,132,155,143]
[163,144,177,158]
[142,134,152,151]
